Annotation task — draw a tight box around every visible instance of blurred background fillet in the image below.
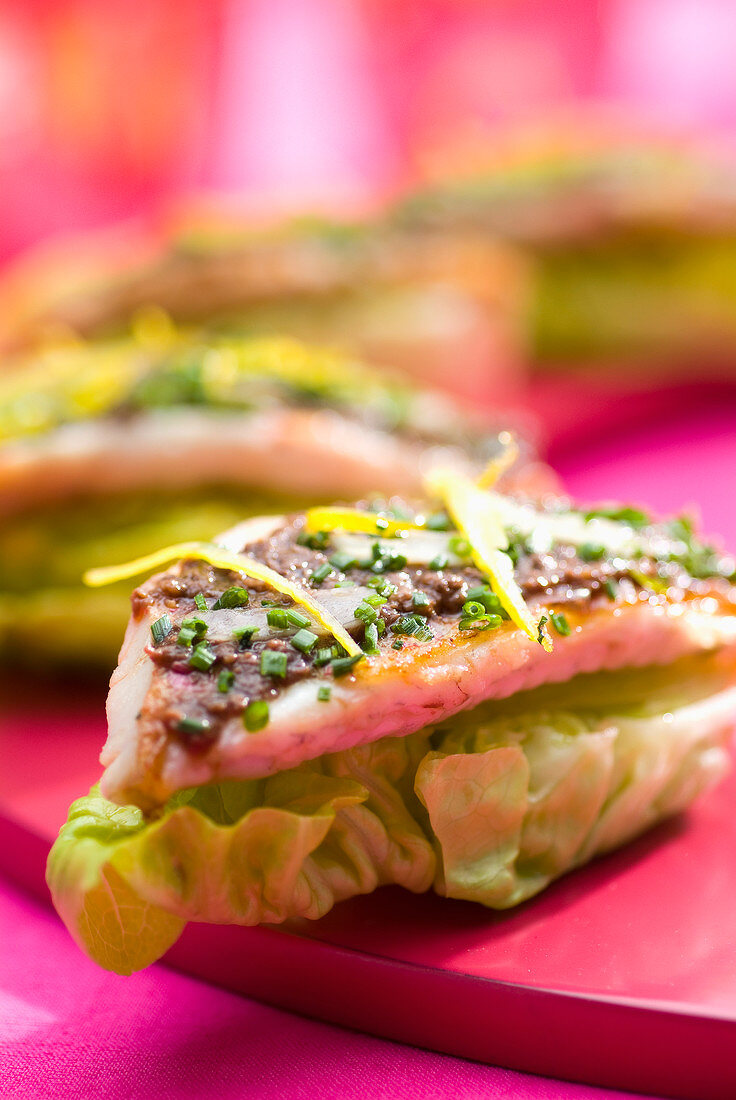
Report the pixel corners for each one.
[3,0,736,440]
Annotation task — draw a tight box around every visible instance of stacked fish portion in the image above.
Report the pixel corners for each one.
[0,333,551,665]
[47,475,736,972]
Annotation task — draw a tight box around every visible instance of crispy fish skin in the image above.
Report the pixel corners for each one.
[99,517,736,811]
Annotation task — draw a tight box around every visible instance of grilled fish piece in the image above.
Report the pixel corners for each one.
[98,497,736,810]
[0,336,554,665]
[0,210,527,403]
[47,487,736,974]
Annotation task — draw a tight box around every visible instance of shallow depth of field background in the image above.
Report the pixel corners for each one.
[3,0,736,261]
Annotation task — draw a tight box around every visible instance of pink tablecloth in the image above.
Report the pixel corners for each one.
[2,389,735,1100]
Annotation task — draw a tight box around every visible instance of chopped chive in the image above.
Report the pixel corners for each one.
[176,715,212,738]
[579,543,606,562]
[604,578,618,600]
[212,586,249,610]
[260,650,288,679]
[354,601,379,626]
[462,600,487,619]
[364,593,387,607]
[369,545,407,573]
[314,645,338,668]
[177,617,207,647]
[550,610,571,637]
[362,622,380,655]
[181,616,207,634]
[284,609,310,629]
[458,614,502,631]
[428,552,448,571]
[266,608,289,629]
[292,628,318,654]
[368,577,397,597]
[194,593,208,611]
[448,536,471,558]
[584,506,650,528]
[217,669,235,693]
[391,639,404,650]
[331,654,363,677]
[537,615,549,646]
[176,626,197,647]
[329,550,357,572]
[233,625,259,649]
[297,530,329,550]
[631,569,669,595]
[335,580,357,588]
[466,585,502,614]
[412,591,430,610]
[426,511,450,531]
[150,614,172,645]
[189,641,217,672]
[244,700,269,732]
[309,562,333,586]
[390,614,433,642]
[317,685,331,702]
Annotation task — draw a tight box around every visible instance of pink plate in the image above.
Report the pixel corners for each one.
[1,673,735,1100]
[3,392,736,1100]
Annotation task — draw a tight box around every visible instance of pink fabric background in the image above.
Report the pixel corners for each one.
[0,883,653,1100]
[2,390,734,1099]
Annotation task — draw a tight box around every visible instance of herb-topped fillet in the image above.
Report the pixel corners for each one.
[0,334,554,665]
[89,483,736,810]
[393,124,736,369]
[47,477,736,974]
[0,210,526,402]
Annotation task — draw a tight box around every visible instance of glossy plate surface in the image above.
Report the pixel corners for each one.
[2,391,736,1100]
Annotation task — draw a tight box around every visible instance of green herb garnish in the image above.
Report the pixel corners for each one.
[448,536,471,558]
[189,641,217,672]
[329,550,358,572]
[550,610,571,637]
[297,530,330,551]
[243,700,269,732]
[309,563,333,586]
[176,715,212,738]
[317,686,331,702]
[212,586,249,610]
[362,622,380,655]
[194,593,208,612]
[150,614,172,645]
[425,511,451,532]
[579,543,606,562]
[331,654,363,677]
[390,614,433,642]
[233,625,259,649]
[368,577,397,597]
[260,650,288,679]
[292,628,318,654]
[217,669,235,693]
[284,609,311,629]
[177,617,207,647]
[428,552,448,571]
[584,506,650,528]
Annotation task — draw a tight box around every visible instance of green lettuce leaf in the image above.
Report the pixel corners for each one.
[48,660,735,974]
[47,733,435,974]
[416,667,735,909]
